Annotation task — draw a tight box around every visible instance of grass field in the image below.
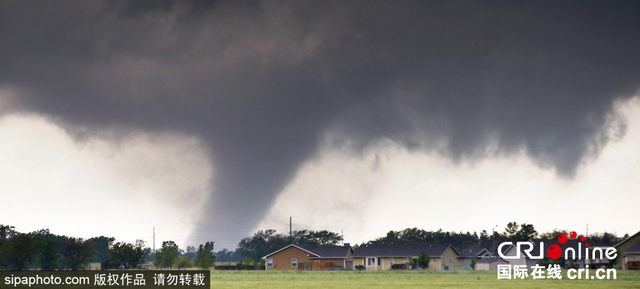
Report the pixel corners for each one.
[210,270,640,289]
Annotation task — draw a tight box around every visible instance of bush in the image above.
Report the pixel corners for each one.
[355,265,366,270]
[101,255,121,270]
[391,264,407,269]
[417,251,431,269]
[174,256,192,269]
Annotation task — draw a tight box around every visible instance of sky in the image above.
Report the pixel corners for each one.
[1,0,639,250]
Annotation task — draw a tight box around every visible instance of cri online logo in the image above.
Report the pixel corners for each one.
[498,231,617,261]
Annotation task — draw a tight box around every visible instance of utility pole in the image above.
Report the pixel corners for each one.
[342,229,344,246]
[586,224,588,237]
[153,226,155,253]
[491,225,498,255]
[289,217,292,239]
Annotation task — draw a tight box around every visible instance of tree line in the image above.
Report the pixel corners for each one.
[0,225,216,271]
[375,222,627,249]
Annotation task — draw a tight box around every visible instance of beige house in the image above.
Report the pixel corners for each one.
[262,244,354,271]
[352,241,464,270]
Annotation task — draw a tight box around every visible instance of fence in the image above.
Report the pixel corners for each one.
[214,265,265,270]
[298,262,350,271]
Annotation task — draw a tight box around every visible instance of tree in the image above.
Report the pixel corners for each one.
[490,231,505,240]
[480,230,489,241]
[154,241,179,269]
[309,230,342,246]
[153,251,163,268]
[175,256,192,269]
[461,240,475,249]
[87,236,115,263]
[417,250,431,269]
[383,231,398,242]
[106,240,146,269]
[238,257,255,269]
[39,240,59,270]
[539,229,569,240]
[505,222,519,238]
[214,248,238,262]
[1,233,40,270]
[60,237,95,270]
[0,225,17,240]
[514,224,537,241]
[470,257,477,270]
[236,230,288,261]
[410,258,419,269]
[101,254,121,270]
[143,247,152,262]
[374,228,482,250]
[195,241,216,270]
[588,232,624,246]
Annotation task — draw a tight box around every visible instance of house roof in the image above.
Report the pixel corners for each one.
[262,244,352,259]
[459,239,515,258]
[615,230,640,251]
[625,240,640,253]
[476,258,508,264]
[352,241,459,258]
[458,243,487,258]
[297,244,353,258]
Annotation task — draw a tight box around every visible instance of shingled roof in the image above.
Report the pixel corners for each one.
[459,239,516,258]
[262,244,353,259]
[615,230,640,253]
[297,244,353,258]
[352,241,459,257]
[624,240,640,253]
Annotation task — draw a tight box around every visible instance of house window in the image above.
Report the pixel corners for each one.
[378,257,381,266]
[292,258,297,267]
[404,257,409,264]
[267,258,273,267]
[390,257,394,266]
[433,258,437,262]
[368,257,375,266]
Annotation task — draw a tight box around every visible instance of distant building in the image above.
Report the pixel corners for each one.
[262,244,354,271]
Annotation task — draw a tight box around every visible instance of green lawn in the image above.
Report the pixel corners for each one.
[210,270,640,289]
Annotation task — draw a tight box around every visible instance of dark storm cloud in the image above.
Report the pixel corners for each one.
[1,0,639,247]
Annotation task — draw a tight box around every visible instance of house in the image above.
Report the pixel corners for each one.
[262,244,354,271]
[614,230,640,270]
[352,241,464,270]
[476,258,509,270]
[458,240,512,270]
